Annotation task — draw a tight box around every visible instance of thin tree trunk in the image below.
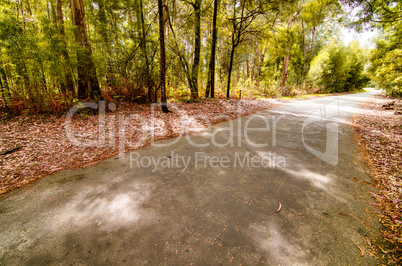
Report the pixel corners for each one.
[281,19,293,87]
[205,0,219,98]
[281,51,290,87]
[302,20,306,82]
[226,43,235,99]
[138,0,153,102]
[16,47,30,90]
[158,0,169,112]
[190,0,201,99]
[19,0,26,31]
[55,0,74,94]
[0,72,3,103]
[0,66,11,103]
[251,56,256,81]
[0,69,9,109]
[70,0,101,99]
[226,2,238,99]
[310,26,316,56]
[256,47,262,88]
[38,58,47,90]
[98,0,115,88]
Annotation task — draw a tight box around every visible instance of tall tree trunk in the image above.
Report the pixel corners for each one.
[55,0,75,95]
[190,0,201,99]
[302,20,306,82]
[158,0,169,112]
[0,71,3,104]
[38,58,47,90]
[281,50,290,87]
[138,0,153,102]
[310,26,316,57]
[98,0,115,88]
[205,0,219,98]
[70,0,101,99]
[256,47,262,88]
[281,19,293,87]
[0,66,11,104]
[226,3,238,99]
[226,42,235,99]
[251,55,256,81]
[15,47,30,90]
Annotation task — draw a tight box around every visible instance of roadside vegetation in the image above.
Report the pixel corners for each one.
[348,1,402,262]
[354,95,402,264]
[0,0,370,119]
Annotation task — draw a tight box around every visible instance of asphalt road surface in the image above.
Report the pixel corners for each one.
[0,89,383,265]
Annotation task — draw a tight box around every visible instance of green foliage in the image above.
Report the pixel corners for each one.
[368,21,402,97]
[341,0,402,29]
[0,0,381,115]
[307,41,368,93]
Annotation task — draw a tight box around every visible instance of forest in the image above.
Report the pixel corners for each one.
[1,0,402,264]
[0,0,400,115]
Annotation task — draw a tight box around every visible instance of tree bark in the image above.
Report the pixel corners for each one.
[226,1,249,99]
[205,0,219,98]
[138,0,153,102]
[158,0,169,112]
[256,47,262,88]
[0,71,3,103]
[251,56,256,81]
[310,26,316,57]
[70,0,101,99]
[0,66,11,104]
[302,20,306,82]
[226,43,235,99]
[281,51,290,87]
[55,0,74,95]
[226,2,238,99]
[190,0,201,99]
[281,18,294,87]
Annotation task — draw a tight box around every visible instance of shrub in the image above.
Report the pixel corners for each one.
[308,40,369,93]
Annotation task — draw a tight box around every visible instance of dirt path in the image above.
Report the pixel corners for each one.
[0,90,383,264]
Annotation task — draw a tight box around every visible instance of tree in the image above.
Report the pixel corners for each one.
[70,0,101,99]
[190,0,202,99]
[137,0,153,102]
[226,0,262,99]
[307,40,368,92]
[369,21,402,97]
[281,8,302,87]
[167,0,202,100]
[53,0,74,94]
[341,0,402,28]
[158,0,170,112]
[205,0,219,98]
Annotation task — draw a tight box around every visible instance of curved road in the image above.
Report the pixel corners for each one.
[0,89,382,265]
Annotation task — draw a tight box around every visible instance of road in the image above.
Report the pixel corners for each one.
[0,89,382,265]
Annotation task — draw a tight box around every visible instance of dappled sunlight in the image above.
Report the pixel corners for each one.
[262,109,310,119]
[249,222,309,265]
[46,181,156,233]
[283,168,332,190]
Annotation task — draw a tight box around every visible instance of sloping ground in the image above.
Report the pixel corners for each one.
[353,94,402,264]
[0,99,277,195]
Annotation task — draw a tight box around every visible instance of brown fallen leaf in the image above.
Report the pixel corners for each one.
[356,245,364,257]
